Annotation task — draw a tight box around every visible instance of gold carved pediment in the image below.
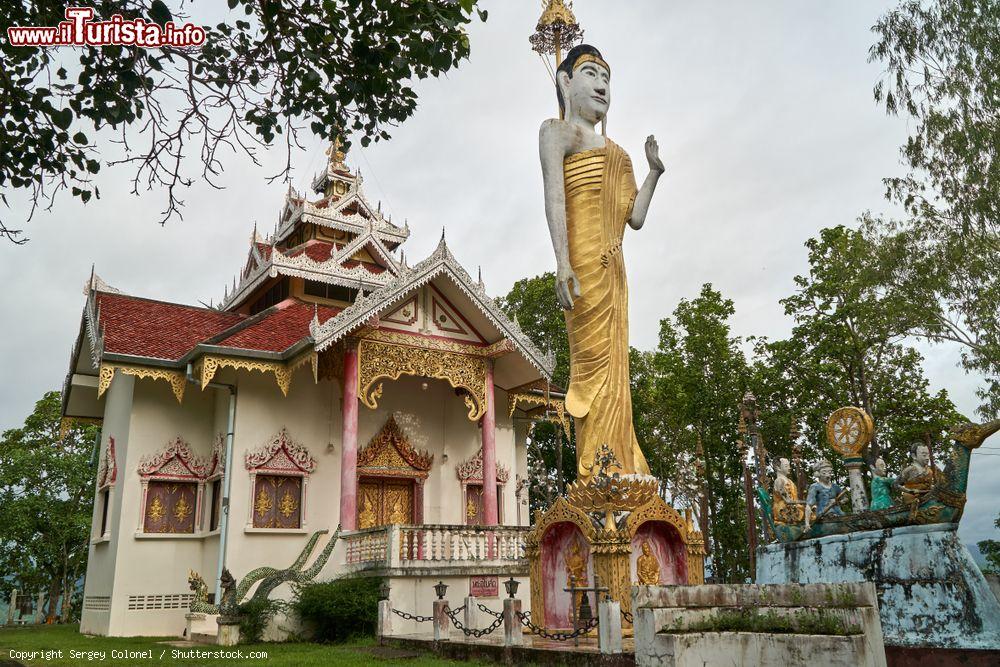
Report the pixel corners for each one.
[357,415,432,477]
[357,337,488,421]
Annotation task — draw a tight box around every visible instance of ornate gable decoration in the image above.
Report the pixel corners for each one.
[310,235,555,378]
[205,433,226,479]
[456,447,510,485]
[357,415,432,477]
[244,429,316,475]
[97,437,118,489]
[138,437,206,480]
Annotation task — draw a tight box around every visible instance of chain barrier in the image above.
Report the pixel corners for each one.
[515,609,599,641]
[621,609,634,624]
[444,604,503,638]
[476,602,502,619]
[391,607,434,623]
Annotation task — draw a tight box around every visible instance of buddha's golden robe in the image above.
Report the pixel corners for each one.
[563,140,650,483]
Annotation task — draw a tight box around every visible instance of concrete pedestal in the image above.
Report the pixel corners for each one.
[433,600,449,642]
[463,596,478,631]
[633,582,886,667]
[216,617,241,646]
[503,598,522,647]
[376,600,391,639]
[598,599,622,654]
[756,522,1000,650]
[185,612,205,639]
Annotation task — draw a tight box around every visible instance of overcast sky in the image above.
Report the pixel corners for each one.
[1,1,996,550]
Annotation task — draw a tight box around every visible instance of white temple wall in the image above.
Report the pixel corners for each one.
[106,378,217,637]
[513,415,530,526]
[494,387,518,525]
[81,365,529,637]
[80,373,134,636]
[221,368,341,584]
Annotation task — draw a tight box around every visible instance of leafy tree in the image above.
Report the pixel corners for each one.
[752,225,964,477]
[648,284,753,583]
[498,272,574,513]
[978,512,1000,575]
[871,0,999,235]
[870,0,1000,417]
[0,392,98,622]
[1,0,485,242]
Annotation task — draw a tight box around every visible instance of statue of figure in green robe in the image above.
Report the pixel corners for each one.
[869,457,896,511]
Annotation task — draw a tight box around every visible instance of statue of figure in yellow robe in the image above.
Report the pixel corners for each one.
[539,45,665,484]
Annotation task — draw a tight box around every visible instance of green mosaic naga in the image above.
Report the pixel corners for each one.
[188,526,341,615]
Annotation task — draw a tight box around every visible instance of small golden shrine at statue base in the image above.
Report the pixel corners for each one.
[524,447,705,630]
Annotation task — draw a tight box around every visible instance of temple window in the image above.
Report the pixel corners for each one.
[94,437,118,542]
[204,434,226,533]
[244,429,316,532]
[303,280,359,303]
[252,475,303,529]
[136,437,207,536]
[249,278,289,314]
[456,447,510,526]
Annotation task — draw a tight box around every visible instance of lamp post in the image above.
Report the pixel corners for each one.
[737,414,758,580]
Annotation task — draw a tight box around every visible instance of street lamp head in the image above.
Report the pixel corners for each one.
[504,577,520,599]
[433,580,448,600]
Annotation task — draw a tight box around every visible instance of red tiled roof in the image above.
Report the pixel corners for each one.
[218,300,341,353]
[95,292,245,361]
[255,243,273,261]
[285,240,387,273]
[288,240,336,262]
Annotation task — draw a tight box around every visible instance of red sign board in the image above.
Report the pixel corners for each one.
[470,575,498,598]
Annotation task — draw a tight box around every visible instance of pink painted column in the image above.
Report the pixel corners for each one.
[482,360,499,526]
[339,343,360,531]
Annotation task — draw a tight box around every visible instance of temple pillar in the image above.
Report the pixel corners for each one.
[339,343,359,530]
[482,360,498,526]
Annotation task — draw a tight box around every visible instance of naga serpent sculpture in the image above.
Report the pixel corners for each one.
[189,526,341,615]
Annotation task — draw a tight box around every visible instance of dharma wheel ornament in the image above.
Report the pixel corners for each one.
[826,406,874,457]
[826,407,875,513]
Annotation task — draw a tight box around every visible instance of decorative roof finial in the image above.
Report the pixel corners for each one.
[477,265,484,288]
[311,303,320,328]
[325,135,347,172]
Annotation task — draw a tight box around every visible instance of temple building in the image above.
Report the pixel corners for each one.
[61,145,563,637]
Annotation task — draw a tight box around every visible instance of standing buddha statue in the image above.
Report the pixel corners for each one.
[539,44,665,484]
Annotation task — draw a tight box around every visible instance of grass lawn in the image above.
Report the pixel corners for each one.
[0,624,486,666]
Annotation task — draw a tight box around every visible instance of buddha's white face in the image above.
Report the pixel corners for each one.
[914,445,930,466]
[875,458,886,475]
[559,59,611,124]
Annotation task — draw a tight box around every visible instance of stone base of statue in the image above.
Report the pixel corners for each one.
[216,616,241,646]
[524,474,705,631]
[756,522,1000,651]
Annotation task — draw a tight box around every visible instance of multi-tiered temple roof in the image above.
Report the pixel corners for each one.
[62,145,554,422]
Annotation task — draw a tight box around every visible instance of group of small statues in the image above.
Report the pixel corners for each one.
[771,441,941,526]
